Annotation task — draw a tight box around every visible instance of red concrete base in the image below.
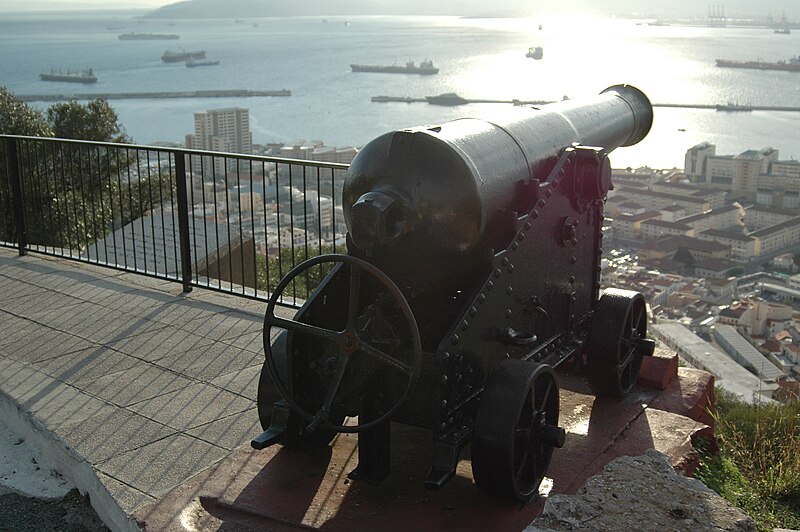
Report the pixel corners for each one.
[135,361,713,531]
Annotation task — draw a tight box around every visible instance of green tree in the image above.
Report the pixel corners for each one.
[47,98,131,143]
[0,87,169,252]
[257,243,336,300]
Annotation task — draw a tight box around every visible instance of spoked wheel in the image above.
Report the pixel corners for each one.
[585,288,654,398]
[472,359,565,502]
[263,254,423,435]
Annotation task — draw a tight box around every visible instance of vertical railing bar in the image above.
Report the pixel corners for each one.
[23,141,42,254]
[259,160,269,299]
[116,148,129,269]
[126,147,138,272]
[249,160,257,297]
[302,164,309,295]
[41,141,58,256]
[56,142,74,256]
[236,160,245,294]
[106,146,118,267]
[134,150,146,273]
[145,150,158,275]
[197,155,208,288]
[288,162,296,305]
[168,152,179,280]
[274,161,282,300]
[77,145,90,258]
[331,168,337,254]
[86,144,99,263]
[212,157,222,290]
[174,150,192,293]
[223,158,233,292]
[5,138,27,255]
[156,152,168,277]
[96,145,109,265]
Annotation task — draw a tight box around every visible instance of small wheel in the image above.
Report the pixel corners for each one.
[263,254,423,434]
[585,288,652,398]
[472,360,565,502]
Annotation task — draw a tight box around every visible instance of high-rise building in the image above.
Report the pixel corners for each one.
[187,107,252,176]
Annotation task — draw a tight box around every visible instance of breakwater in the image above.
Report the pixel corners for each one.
[17,89,291,103]
[371,95,800,112]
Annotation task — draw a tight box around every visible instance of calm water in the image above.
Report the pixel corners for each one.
[2,10,800,169]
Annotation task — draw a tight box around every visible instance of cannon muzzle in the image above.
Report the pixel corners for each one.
[344,84,653,254]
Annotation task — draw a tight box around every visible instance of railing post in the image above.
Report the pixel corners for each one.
[174,151,193,293]
[5,138,27,256]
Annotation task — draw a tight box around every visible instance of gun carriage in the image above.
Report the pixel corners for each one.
[252,85,656,501]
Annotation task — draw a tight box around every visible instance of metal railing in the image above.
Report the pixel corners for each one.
[0,134,349,307]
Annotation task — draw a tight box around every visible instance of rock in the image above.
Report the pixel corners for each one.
[526,449,755,532]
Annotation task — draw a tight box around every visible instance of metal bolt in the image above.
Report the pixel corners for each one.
[469,306,478,316]
[571,256,577,264]
[506,286,514,295]
[443,351,451,360]
[531,209,539,219]
[545,189,552,198]
[511,242,519,251]
[501,257,509,266]
[486,281,494,290]
[461,320,469,330]
[538,199,546,207]
[523,221,532,230]
[505,309,512,318]
[478,294,486,303]
[494,268,502,278]
[450,334,460,345]
[569,276,576,283]
[507,264,515,273]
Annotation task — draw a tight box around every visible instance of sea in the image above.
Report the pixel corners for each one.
[2,10,800,170]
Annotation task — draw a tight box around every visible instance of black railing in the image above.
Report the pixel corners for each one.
[0,135,349,307]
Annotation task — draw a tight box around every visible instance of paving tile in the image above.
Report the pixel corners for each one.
[1,327,98,364]
[88,363,196,407]
[0,313,42,348]
[91,290,180,314]
[106,326,214,362]
[43,305,171,345]
[97,433,229,498]
[0,359,115,431]
[57,407,177,463]
[186,408,261,451]
[127,382,254,431]
[153,340,261,383]
[208,364,262,399]
[143,299,231,329]
[32,346,141,387]
[0,280,51,302]
[96,472,156,518]
[0,292,87,321]
[177,309,264,343]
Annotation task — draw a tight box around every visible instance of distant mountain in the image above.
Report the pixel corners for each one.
[141,0,800,20]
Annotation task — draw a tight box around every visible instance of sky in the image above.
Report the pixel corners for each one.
[4,0,799,18]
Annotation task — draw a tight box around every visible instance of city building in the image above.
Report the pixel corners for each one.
[186,107,253,176]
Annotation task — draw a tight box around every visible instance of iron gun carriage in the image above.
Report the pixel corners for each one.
[252,85,656,501]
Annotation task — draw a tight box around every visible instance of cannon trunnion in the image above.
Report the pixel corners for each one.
[253,85,656,501]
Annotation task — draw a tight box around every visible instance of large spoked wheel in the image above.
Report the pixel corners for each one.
[263,254,423,434]
[585,288,653,398]
[472,359,565,502]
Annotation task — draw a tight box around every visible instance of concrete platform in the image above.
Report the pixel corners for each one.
[0,248,715,531]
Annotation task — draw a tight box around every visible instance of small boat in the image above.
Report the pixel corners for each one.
[526,46,544,60]
[40,68,97,84]
[162,49,206,62]
[186,59,220,67]
[351,59,439,75]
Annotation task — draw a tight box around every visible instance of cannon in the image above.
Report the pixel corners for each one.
[252,85,656,501]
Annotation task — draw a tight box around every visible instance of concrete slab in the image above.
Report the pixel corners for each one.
[126,382,254,431]
[88,362,197,407]
[32,346,142,388]
[105,326,213,363]
[56,408,176,464]
[152,340,262,383]
[208,364,261,398]
[185,408,262,451]
[97,433,229,498]
[2,328,99,364]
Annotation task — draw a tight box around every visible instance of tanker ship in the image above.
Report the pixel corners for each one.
[715,56,800,72]
[350,59,439,75]
[39,68,97,84]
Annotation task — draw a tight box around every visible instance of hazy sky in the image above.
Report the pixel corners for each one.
[5,0,799,18]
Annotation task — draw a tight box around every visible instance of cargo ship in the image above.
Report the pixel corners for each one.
[350,59,439,75]
[162,50,206,62]
[715,56,800,72]
[39,68,97,84]
[186,59,220,67]
[119,32,179,40]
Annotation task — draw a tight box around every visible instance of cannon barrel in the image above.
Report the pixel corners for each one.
[343,84,652,255]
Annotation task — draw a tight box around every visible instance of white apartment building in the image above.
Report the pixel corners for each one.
[187,107,253,176]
